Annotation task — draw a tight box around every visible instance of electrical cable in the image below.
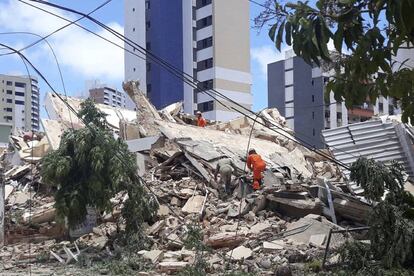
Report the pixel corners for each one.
[226,108,266,269]
[26,0,351,170]
[0,31,73,128]
[22,0,345,168]
[0,0,112,58]
[0,43,186,224]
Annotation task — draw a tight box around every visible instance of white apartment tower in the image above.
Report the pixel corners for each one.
[124,0,252,121]
[0,74,40,131]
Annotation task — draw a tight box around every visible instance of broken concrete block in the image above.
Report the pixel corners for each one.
[182,195,205,214]
[309,234,326,247]
[226,245,252,260]
[227,199,251,218]
[166,233,183,250]
[22,204,56,224]
[158,261,188,273]
[266,195,323,218]
[143,250,163,263]
[4,185,14,200]
[249,221,271,235]
[205,232,245,249]
[147,220,165,235]
[170,197,181,206]
[157,205,170,217]
[333,198,371,224]
[263,241,284,252]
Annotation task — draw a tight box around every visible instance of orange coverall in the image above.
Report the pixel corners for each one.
[247,153,266,190]
[197,117,207,127]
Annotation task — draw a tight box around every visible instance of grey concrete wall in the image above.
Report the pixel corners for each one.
[292,57,325,148]
[267,61,285,116]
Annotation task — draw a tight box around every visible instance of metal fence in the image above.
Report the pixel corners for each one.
[322,226,370,268]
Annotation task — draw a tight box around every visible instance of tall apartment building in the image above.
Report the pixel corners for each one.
[0,75,40,131]
[89,86,135,110]
[268,51,397,148]
[124,0,252,121]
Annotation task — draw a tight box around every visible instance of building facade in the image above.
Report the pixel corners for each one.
[89,86,135,109]
[124,0,252,121]
[0,75,40,131]
[268,51,397,148]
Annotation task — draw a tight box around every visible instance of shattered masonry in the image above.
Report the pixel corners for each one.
[1,81,413,274]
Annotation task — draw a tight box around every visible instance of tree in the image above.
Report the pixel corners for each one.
[41,99,157,234]
[350,158,414,268]
[256,0,414,122]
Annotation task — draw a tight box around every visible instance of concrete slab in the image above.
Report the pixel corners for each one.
[182,195,205,214]
[227,245,252,260]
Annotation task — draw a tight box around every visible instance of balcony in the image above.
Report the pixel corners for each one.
[348,106,374,118]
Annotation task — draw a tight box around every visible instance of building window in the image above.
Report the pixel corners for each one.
[146,21,151,30]
[146,62,151,72]
[198,79,213,90]
[146,42,151,50]
[133,67,136,72]
[197,100,214,112]
[197,37,213,50]
[311,79,314,86]
[16,92,25,97]
[312,112,315,120]
[197,58,213,71]
[145,0,150,9]
[379,102,384,113]
[132,27,135,32]
[6,81,12,86]
[4,116,12,121]
[4,108,12,112]
[6,99,12,103]
[196,15,212,30]
[313,128,315,136]
[132,8,135,12]
[312,95,315,102]
[147,84,152,92]
[6,90,12,95]
[15,82,26,88]
[196,0,212,8]
[15,100,24,105]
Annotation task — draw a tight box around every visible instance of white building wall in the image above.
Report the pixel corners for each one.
[182,1,194,114]
[124,0,147,93]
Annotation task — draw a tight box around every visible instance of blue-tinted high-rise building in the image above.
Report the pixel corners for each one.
[125,0,252,121]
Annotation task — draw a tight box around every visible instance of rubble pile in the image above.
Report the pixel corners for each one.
[1,81,411,274]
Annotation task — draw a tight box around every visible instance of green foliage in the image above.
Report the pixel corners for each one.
[338,240,372,270]
[349,158,414,269]
[41,98,157,233]
[350,158,405,202]
[305,259,323,273]
[178,224,211,276]
[257,0,414,122]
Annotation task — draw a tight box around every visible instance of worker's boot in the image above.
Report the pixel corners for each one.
[253,180,260,190]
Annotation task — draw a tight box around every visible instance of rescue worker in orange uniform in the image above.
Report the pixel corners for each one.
[247,149,266,190]
[196,111,207,127]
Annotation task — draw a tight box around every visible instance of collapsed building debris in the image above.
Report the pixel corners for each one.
[2,82,410,274]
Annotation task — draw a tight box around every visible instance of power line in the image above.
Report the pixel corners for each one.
[0,43,186,223]
[249,0,270,10]
[0,31,74,127]
[1,44,235,267]
[0,0,112,58]
[26,0,350,170]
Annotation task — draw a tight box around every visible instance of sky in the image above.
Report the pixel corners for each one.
[0,0,287,118]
